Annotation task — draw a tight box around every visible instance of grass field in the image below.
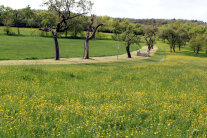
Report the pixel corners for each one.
[0,41,206,137]
[0,29,143,60]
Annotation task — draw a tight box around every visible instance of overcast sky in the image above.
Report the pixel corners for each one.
[1,0,207,22]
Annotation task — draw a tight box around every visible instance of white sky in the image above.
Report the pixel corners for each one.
[1,0,207,22]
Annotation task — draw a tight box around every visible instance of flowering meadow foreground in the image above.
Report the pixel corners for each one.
[0,45,206,137]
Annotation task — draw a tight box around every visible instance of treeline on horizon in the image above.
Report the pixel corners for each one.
[0,5,206,34]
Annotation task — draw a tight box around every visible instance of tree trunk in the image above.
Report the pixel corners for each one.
[65,31,68,38]
[83,15,103,59]
[196,48,200,55]
[179,44,181,51]
[84,39,89,59]
[53,34,60,60]
[126,44,131,58]
[173,45,176,52]
[148,45,151,57]
[170,45,173,53]
[194,49,196,53]
[151,45,154,49]
[18,26,20,35]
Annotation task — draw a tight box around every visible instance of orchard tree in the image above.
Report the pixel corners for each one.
[189,34,205,55]
[39,11,56,27]
[119,24,141,58]
[176,27,189,51]
[205,45,207,54]
[204,44,207,54]
[187,24,206,54]
[188,24,206,39]
[39,11,57,36]
[158,26,166,42]
[13,9,27,35]
[84,15,103,59]
[40,0,93,60]
[12,6,35,35]
[159,21,192,53]
[96,16,114,33]
[143,25,157,56]
[21,6,35,27]
[0,5,7,25]
[202,34,207,54]
[112,19,124,41]
[159,24,178,53]
[1,6,14,35]
[13,10,22,35]
[67,15,86,38]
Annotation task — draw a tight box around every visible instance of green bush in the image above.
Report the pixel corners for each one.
[3,27,15,36]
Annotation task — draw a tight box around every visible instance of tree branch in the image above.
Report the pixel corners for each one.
[69,13,87,20]
[89,24,103,40]
[128,34,136,43]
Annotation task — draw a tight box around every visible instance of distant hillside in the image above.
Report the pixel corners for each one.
[117,18,206,26]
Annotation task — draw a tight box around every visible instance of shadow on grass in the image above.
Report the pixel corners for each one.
[0,33,25,37]
[0,59,10,61]
[25,57,39,60]
[172,47,207,58]
[179,51,207,58]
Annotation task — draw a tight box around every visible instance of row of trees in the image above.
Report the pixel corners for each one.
[112,21,157,58]
[0,1,206,60]
[0,5,36,35]
[0,5,141,37]
[1,4,207,36]
[38,0,104,60]
[114,20,207,58]
[1,1,103,60]
[0,5,135,36]
[159,21,207,54]
[0,2,157,60]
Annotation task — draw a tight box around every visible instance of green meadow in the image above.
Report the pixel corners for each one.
[1,0,207,136]
[0,37,206,137]
[0,27,143,60]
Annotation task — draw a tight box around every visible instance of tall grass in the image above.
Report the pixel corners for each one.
[0,45,206,137]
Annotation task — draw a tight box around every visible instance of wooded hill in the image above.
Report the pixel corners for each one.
[0,5,206,34]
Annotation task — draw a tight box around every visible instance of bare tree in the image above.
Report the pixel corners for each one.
[40,0,92,60]
[84,15,103,59]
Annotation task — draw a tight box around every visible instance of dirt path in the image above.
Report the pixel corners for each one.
[0,46,158,66]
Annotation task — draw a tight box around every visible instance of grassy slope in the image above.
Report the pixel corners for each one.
[0,28,143,60]
[0,42,206,137]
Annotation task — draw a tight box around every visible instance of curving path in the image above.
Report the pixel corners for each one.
[0,46,158,66]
